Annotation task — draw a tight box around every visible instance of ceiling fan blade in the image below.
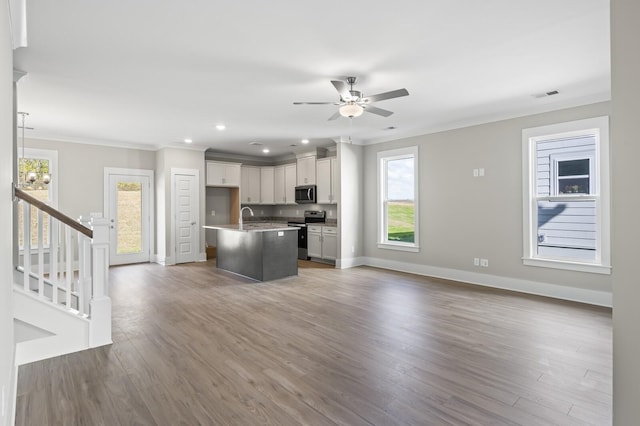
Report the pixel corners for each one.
[331,80,352,100]
[293,101,339,105]
[327,111,341,121]
[363,88,409,103]
[364,105,394,117]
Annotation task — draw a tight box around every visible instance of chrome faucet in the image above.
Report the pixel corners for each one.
[239,206,254,228]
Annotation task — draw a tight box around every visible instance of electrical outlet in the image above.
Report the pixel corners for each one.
[473,168,479,177]
[279,210,283,215]
[260,210,264,214]
[210,210,215,216]
[480,258,489,267]
[473,258,480,266]
[296,210,300,216]
[479,168,485,177]
[329,210,333,217]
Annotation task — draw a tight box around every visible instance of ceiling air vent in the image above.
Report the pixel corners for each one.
[533,90,560,99]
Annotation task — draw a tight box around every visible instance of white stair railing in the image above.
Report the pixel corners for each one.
[15,186,112,347]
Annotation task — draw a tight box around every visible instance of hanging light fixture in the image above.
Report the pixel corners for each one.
[339,102,364,118]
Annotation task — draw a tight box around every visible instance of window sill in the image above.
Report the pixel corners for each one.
[378,243,420,253]
[522,257,611,275]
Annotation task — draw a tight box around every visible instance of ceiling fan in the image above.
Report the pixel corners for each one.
[294,77,409,120]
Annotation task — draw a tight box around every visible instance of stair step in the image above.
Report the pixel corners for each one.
[14,318,55,344]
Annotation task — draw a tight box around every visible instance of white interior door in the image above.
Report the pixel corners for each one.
[107,173,151,265]
[174,172,198,264]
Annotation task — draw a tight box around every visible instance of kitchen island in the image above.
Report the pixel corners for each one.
[203,223,298,282]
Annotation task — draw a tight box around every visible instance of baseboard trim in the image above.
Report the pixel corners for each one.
[357,256,612,307]
[336,256,366,269]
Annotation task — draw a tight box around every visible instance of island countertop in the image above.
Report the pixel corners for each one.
[203,223,295,233]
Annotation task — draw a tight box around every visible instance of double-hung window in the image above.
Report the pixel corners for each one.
[522,116,610,274]
[377,146,419,252]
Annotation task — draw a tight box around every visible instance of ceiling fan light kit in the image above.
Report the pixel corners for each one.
[294,76,409,121]
[339,103,364,118]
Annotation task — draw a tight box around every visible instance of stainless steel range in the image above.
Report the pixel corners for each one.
[288,210,325,260]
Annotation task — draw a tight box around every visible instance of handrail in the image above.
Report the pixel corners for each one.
[14,186,94,239]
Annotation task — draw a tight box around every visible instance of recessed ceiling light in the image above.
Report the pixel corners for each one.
[184,138,193,144]
[301,139,309,144]
[262,148,270,153]
[216,124,226,131]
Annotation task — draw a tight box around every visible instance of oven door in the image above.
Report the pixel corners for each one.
[288,224,308,260]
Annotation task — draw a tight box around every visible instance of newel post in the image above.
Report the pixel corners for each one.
[89,215,112,347]
[78,215,92,314]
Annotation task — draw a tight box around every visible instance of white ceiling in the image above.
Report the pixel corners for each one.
[14,0,610,158]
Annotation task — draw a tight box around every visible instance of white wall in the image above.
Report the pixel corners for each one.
[611,0,640,422]
[361,102,612,305]
[1,3,15,425]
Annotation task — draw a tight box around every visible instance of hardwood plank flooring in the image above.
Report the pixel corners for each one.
[16,260,612,425]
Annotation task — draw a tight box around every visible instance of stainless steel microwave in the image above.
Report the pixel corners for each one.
[295,185,317,204]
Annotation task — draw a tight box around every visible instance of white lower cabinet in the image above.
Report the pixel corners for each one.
[307,225,336,261]
[321,226,337,260]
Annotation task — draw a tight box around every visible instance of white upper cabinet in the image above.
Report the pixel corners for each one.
[275,163,297,204]
[285,164,296,204]
[316,157,337,204]
[260,167,275,205]
[206,161,241,187]
[296,156,316,185]
[240,166,261,204]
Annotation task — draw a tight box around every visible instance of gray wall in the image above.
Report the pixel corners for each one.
[611,0,640,422]
[155,147,206,264]
[1,3,15,424]
[24,138,156,219]
[362,102,612,299]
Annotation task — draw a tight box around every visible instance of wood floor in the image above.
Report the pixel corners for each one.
[15,260,612,425]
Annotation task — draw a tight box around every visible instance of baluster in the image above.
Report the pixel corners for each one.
[22,201,31,292]
[37,209,44,297]
[65,226,72,309]
[50,216,59,304]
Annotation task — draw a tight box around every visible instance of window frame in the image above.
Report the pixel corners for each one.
[522,116,610,274]
[18,148,58,251]
[550,151,595,196]
[377,146,419,252]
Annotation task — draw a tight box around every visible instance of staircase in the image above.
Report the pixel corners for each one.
[13,186,112,365]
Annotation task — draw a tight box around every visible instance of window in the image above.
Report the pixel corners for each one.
[522,117,610,274]
[377,146,419,252]
[18,148,58,249]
